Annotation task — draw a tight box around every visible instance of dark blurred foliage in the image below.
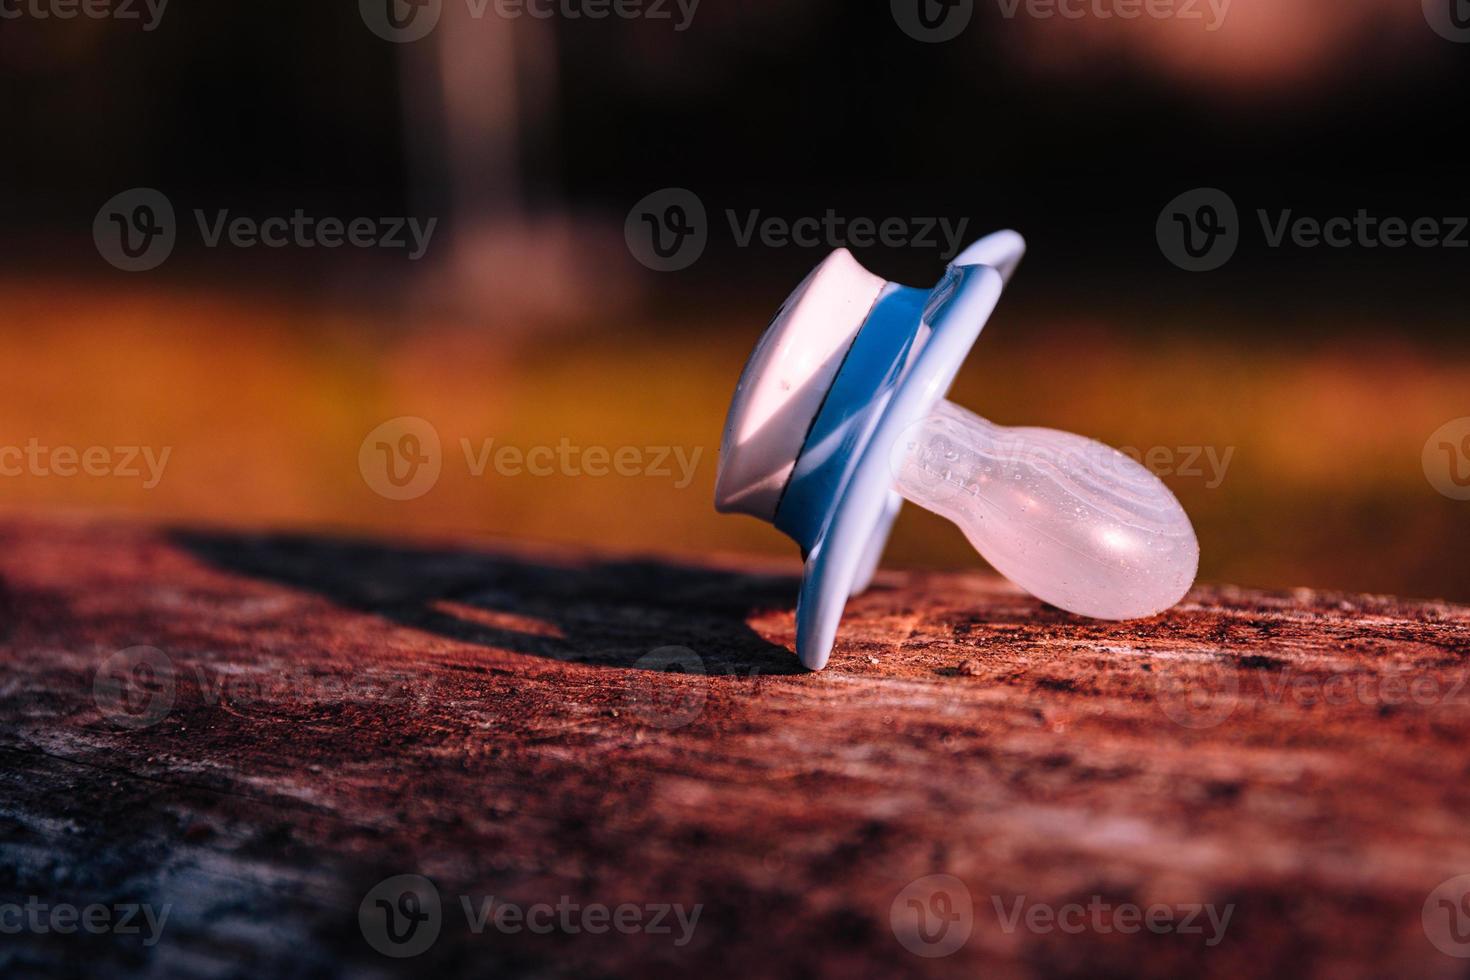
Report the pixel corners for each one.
[3,1,1468,326]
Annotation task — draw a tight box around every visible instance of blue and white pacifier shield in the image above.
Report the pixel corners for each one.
[715,231,1026,670]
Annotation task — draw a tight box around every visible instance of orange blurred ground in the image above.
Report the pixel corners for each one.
[2,275,1467,602]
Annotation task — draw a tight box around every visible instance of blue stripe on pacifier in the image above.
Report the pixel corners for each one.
[774,282,929,555]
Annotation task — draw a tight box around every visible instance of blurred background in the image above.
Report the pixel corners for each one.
[2,0,1467,601]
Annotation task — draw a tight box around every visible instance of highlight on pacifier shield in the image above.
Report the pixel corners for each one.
[715,231,1199,670]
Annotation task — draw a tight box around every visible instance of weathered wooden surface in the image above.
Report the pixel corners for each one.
[2,517,1470,978]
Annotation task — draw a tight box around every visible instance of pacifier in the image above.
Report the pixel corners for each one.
[715,231,1199,670]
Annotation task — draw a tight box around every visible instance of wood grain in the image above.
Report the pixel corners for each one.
[2,517,1469,978]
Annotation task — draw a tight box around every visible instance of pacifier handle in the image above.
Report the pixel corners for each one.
[951,230,1026,283]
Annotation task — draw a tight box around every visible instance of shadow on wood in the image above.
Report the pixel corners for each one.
[174,528,806,676]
